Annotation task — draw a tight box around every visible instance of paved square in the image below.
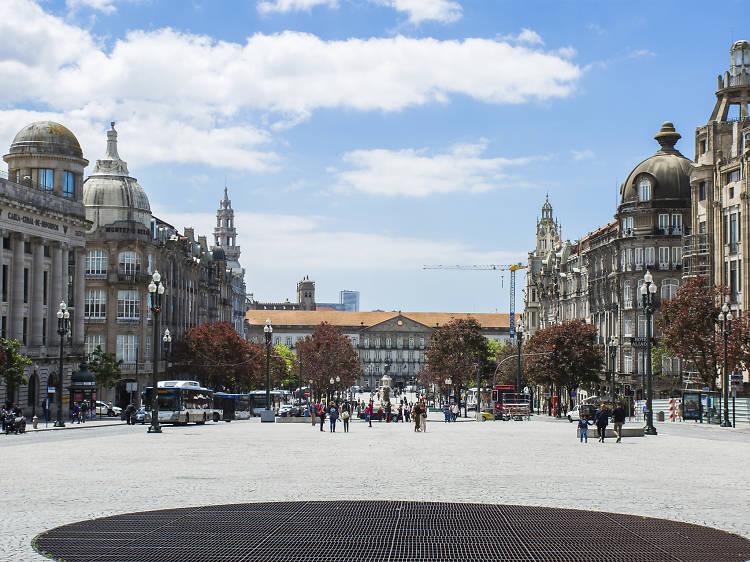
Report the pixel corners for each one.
[3,414,750,561]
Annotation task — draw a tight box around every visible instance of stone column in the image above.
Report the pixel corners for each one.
[11,234,25,342]
[48,243,62,346]
[73,247,85,346]
[61,245,70,306]
[31,238,44,347]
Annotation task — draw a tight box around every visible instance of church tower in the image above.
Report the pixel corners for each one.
[297,276,316,311]
[213,187,241,271]
[536,195,561,254]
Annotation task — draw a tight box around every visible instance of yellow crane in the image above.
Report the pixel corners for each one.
[422,263,528,339]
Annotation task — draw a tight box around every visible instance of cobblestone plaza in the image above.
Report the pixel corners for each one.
[3,415,750,561]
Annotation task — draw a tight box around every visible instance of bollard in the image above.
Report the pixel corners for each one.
[32,415,39,429]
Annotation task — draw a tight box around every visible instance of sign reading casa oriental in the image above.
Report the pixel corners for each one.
[2,208,85,238]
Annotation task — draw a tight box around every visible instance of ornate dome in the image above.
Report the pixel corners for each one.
[620,122,692,204]
[83,123,151,229]
[9,121,84,159]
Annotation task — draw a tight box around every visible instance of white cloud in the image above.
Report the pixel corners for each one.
[0,0,582,171]
[257,0,337,14]
[152,208,521,272]
[66,0,117,13]
[499,28,544,46]
[572,149,594,161]
[374,0,462,24]
[333,141,535,197]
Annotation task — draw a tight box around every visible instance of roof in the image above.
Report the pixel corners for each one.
[245,310,513,329]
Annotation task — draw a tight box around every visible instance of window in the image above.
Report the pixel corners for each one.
[23,268,28,303]
[730,260,738,295]
[658,247,670,268]
[286,336,292,347]
[145,337,151,362]
[375,337,380,348]
[42,318,46,346]
[117,289,140,320]
[635,248,643,267]
[85,289,106,319]
[620,250,626,271]
[699,221,707,234]
[43,270,48,305]
[700,140,707,154]
[84,335,105,359]
[118,251,139,275]
[63,171,75,198]
[402,350,408,361]
[658,214,669,233]
[670,214,682,234]
[409,337,414,349]
[22,317,27,345]
[626,249,633,268]
[699,182,706,201]
[31,168,53,191]
[727,169,740,183]
[419,337,425,349]
[621,216,634,236]
[638,178,651,201]
[729,213,738,244]
[116,335,139,364]
[637,352,645,375]
[86,249,107,277]
[659,279,677,300]
[364,338,369,348]
[385,337,391,348]
[671,247,682,266]
[623,350,633,373]
[623,281,632,309]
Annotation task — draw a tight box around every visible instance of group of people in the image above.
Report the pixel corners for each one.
[1,402,23,431]
[441,402,460,422]
[309,398,430,433]
[577,403,627,443]
[311,401,352,433]
[70,401,90,424]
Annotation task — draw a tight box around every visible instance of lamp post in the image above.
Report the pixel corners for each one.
[335,375,341,404]
[147,271,165,434]
[717,303,733,427]
[162,328,172,381]
[609,336,618,407]
[297,348,303,405]
[54,301,70,427]
[640,270,658,435]
[516,320,524,397]
[445,376,452,407]
[264,318,272,413]
[309,378,314,405]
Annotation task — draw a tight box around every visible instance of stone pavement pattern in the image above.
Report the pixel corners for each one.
[2,415,749,561]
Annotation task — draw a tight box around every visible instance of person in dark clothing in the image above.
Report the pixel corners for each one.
[341,402,351,432]
[612,404,626,443]
[594,406,610,442]
[318,402,326,431]
[577,415,592,443]
[123,403,136,425]
[328,401,339,432]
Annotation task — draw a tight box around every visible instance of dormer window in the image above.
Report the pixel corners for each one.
[638,178,651,202]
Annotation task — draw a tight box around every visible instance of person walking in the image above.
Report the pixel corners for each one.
[377,405,383,422]
[318,402,326,432]
[404,402,411,423]
[595,405,610,443]
[79,400,88,423]
[577,415,591,443]
[71,402,80,424]
[365,402,374,427]
[612,403,626,443]
[451,403,459,422]
[443,402,450,423]
[420,401,428,432]
[328,401,339,433]
[311,401,317,427]
[341,402,351,433]
[412,402,421,432]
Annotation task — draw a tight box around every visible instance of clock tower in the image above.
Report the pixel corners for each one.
[536,195,560,253]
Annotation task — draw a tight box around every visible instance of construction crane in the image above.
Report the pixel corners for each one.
[422,263,528,339]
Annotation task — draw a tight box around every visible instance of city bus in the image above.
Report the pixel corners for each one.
[142,380,220,425]
[248,389,285,415]
[213,392,252,420]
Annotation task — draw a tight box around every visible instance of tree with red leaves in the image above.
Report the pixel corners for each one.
[524,320,602,405]
[423,318,490,410]
[658,277,748,389]
[296,322,359,400]
[175,322,263,391]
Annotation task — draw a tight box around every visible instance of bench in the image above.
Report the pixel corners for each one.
[602,426,644,438]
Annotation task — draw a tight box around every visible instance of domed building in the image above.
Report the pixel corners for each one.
[0,121,90,420]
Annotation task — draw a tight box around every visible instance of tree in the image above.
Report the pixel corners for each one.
[176,322,262,391]
[271,344,296,390]
[0,338,32,403]
[423,318,490,410]
[88,345,123,389]
[296,322,359,400]
[658,277,749,389]
[524,320,602,405]
[493,342,523,386]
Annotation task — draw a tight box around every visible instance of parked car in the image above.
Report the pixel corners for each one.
[278,405,300,417]
[568,404,597,423]
[134,407,151,424]
[95,401,122,417]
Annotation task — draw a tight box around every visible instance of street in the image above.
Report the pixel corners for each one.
[3,414,750,561]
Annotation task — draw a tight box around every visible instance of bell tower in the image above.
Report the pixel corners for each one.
[536,195,560,253]
[213,187,241,271]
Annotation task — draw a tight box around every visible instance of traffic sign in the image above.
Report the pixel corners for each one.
[47,387,56,393]
[730,375,743,381]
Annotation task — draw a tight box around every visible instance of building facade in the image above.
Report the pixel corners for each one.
[245,310,512,389]
[0,121,91,417]
[212,188,247,335]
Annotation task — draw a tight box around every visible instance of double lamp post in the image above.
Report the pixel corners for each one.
[640,270,658,436]
[717,303,733,427]
[148,270,165,434]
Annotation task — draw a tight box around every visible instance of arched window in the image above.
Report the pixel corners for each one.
[118,251,139,276]
[623,281,632,309]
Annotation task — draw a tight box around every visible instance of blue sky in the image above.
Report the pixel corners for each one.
[1,0,748,313]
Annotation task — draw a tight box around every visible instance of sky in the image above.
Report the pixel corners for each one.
[1,0,748,313]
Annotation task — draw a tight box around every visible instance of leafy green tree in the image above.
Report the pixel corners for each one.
[297,322,359,400]
[271,344,297,390]
[0,338,32,403]
[493,341,523,386]
[88,345,123,389]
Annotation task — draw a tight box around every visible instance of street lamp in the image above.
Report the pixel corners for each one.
[329,377,334,404]
[147,270,165,434]
[717,303,733,427]
[445,376,452,406]
[640,270,658,435]
[309,378,314,404]
[162,328,172,380]
[336,375,341,403]
[516,320,524,398]
[54,301,70,427]
[609,336,618,406]
[264,318,272,414]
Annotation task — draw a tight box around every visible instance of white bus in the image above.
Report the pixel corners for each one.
[248,389,286,415]
[142,380,221,425]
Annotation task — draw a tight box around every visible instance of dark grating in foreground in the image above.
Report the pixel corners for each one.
[32,501,750,562]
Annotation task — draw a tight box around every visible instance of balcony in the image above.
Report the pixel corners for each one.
[683,233,710,259]
[116,271,150,284]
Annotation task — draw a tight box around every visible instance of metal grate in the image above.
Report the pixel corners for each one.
[32,501,750,562]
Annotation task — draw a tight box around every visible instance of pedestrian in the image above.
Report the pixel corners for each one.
[595,405,610,443]
[341,402,351,433]
[318,402,326,432]
[328,401,339,432]
[386,403,392,423]
[443,402,450,423]
[80,400,88,423]
[677,402,684,422]
[404,402,411,423]
[365,401,373,427]
[377,405,383,422]
[311,402,317,426]
[412,402,421,432]
[577,415,591,443]
[71,401,80,424]
[612,403,626,443]
[123,403,136,425]
[420,401,428,432]
[397,404,403,422]
[451,403,459,422]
